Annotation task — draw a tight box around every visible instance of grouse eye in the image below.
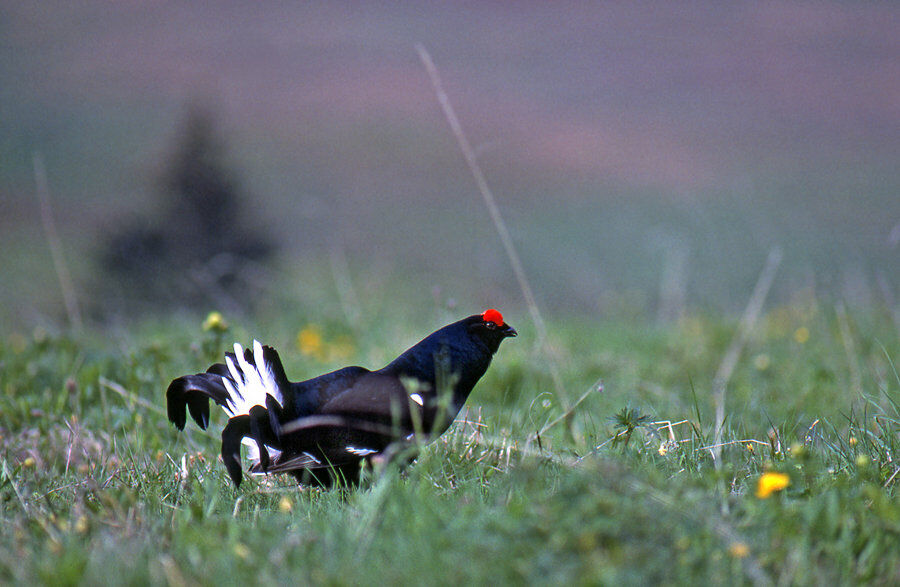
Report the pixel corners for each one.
[484,321,498,330]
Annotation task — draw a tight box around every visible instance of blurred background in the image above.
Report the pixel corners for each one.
[1,2,898,333]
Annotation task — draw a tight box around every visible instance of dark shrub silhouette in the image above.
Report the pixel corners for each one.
[100,106,274,315]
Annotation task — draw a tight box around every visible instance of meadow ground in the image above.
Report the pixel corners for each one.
[2,292,899,585]
[3,3,898,583]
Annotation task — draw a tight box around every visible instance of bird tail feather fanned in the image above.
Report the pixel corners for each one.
[166,340,287,430]
[167,340,292,486]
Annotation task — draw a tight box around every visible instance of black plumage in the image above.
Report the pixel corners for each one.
[166,310,516,487]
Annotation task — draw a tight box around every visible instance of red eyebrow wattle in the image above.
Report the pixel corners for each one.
[481,309,504,326]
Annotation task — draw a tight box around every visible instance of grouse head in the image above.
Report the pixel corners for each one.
[466,308,517,354]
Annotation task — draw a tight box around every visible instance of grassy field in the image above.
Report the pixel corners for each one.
[2,294,900,585]
[3,3,898,583]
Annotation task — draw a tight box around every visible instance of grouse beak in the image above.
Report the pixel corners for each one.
[502,325,518,338]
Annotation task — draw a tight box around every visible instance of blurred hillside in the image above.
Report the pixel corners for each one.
[1,2,898,330]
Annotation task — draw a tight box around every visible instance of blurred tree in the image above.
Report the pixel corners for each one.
[99,105,274,316]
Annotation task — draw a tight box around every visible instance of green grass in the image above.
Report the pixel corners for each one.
[2,300,900,585]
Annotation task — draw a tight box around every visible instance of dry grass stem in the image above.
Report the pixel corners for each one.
[329,246,362,325]
[99,377,168,418]
[712,247,782,462]
[529,379,603,449]
[416,44,569,406]
[835,302,863,395]
[33,152,82,332]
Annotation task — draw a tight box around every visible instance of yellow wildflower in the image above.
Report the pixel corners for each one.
[855,454,869,468]
[202,311,228,332]
[278,496,293,513]
[793,327,809,344]
[753,353,770,371]
[657,440,677,456]
[233,543,250,560]
[848,436,857,446]
[297,325,324,359]
[74,516,89,534]
[23,457,35,468]
[755,472,790,498]
[728,542,749,559]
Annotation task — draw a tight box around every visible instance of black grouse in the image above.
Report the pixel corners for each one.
[166,309,516,487]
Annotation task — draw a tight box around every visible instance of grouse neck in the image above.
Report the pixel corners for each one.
[379,323,493,402]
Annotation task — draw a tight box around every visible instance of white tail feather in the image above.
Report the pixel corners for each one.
[221,378,239,416]
[218,340,284,417]
[253,340,277,392]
